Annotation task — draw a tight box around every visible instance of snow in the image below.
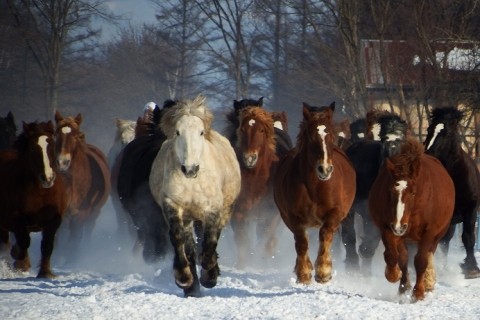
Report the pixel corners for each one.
[1,201,480,320]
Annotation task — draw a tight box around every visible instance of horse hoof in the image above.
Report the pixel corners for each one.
[296,274,312,285]
[37,270,56,279]
[200,265,220,289]
[463,267,480,279]
[314,273,332,283]
[184,282,201,298]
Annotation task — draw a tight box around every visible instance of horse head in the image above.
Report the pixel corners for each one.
[116,119,136,144]
[237,107,276,168]
[378,114,408,158]
[384,138,422,236]
[162,95,212,179]
[54,111,83,172]
[299,101,336,181]
[424,107,463,154]
[21,121,57,188]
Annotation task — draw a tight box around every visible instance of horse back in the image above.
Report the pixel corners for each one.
[82,144,111,212]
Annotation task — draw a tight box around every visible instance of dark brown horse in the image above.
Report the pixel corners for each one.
[54,112,111,248]
[423,107,480,278]
[273,102,356,284]
[369,137,455,301]
[231,106,283,268]
[0,121,69,278]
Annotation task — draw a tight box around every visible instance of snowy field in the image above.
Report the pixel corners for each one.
[1,201,480,320]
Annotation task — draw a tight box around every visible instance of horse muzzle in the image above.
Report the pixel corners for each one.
[316,164,333,181]
[181,164,199,178]
[39,172,56,188]
[390,223,408,236]
[242,152,258,168]
[56,156,71,171]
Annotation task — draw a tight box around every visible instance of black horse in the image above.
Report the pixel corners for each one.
[424,107,480,279]
[0,111,17,150]
[117,100,175,263]
[342,111,408,275]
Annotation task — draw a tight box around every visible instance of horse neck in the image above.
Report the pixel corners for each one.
[429,134,463,165]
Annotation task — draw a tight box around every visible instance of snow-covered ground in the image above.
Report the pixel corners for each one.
[1,201,480,320]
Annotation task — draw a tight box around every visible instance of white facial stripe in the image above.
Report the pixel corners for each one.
[426,123,444,150]
[357,133,365,138]
[273,121,283,130]
[38,135,54,180]
[248,119,255,127]
[317,125,328,167]
[371,123,381,141]
[394,180,407,230]
[338,132,346,138]
[61,126,72,134]
[385,133,401,141]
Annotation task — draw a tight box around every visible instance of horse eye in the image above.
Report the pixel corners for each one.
[200,131,204,136]
[176,130,179,136]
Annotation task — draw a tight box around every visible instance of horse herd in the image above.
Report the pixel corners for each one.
[0,96,479,302]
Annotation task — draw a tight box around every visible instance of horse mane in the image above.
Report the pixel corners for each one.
[430,107,464,124]
[238,107,276,153]
[388,137,423,179]
[378,113,408,139]
[161,96,213,140]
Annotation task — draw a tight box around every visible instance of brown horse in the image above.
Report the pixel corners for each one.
[231,106,283,268]
[273,102,356,284]
[54,112,111,248]
[368,137,455,301]
[0,121,69,278]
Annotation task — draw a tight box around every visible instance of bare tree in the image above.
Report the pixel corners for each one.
[6,0,115,119]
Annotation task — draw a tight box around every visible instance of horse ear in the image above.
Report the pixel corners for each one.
[233,100,241,111]
[386,158,395,174]
[302,102,311,120]
[258,97,264,107]
[330,101,335,112]
[54,110,63,123]
[46,120,54,132]
[7,112,14,124]
[75,113,82,125]
[22,121,30,135]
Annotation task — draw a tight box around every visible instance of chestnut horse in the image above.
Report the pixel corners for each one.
[0,121,69,278]
[369,137,455,301]
[54,112,111,249]
[273,102,356,284]
[424,107,480,278]
[231,106,284,268]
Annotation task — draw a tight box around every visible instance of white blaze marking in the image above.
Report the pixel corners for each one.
[371,123,381,141]
[248,119,256,127]
[61,126,72,134]
[317,125,328,167]
[385,133,401,141]
[338,131,346,138]
[38,135,54,180]
[357,133,365,138]
[394,180,407,230]
[273,121,283,130]
[426,123,444,150]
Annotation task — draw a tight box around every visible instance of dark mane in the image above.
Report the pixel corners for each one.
[14,121,54,153]
[430,107,464,124]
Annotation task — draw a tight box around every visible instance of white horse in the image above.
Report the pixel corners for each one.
[149,95,241,297]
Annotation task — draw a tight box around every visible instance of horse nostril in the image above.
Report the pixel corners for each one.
[181,165,187,175]
[402,223,408,231]
[192,165,199,174]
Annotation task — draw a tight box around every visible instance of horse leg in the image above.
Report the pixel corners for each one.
[0,228,9,253]
[439,224,455,261]
[314,222,337,283]
[382,232,401,283]
[460,210,480,278]
[164,203,194,291]
[424,252,436,292]
[231,213,249,269]
[37,214,62,278]
[292,228,312,284]
[261,209,282,261]
[341,208,360,272]
[11,228,31,272]
[397,240,411,294]
[412,238,433,301]
[183,222,200,298]
[358,204,381,277]
[199,216,222,289]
